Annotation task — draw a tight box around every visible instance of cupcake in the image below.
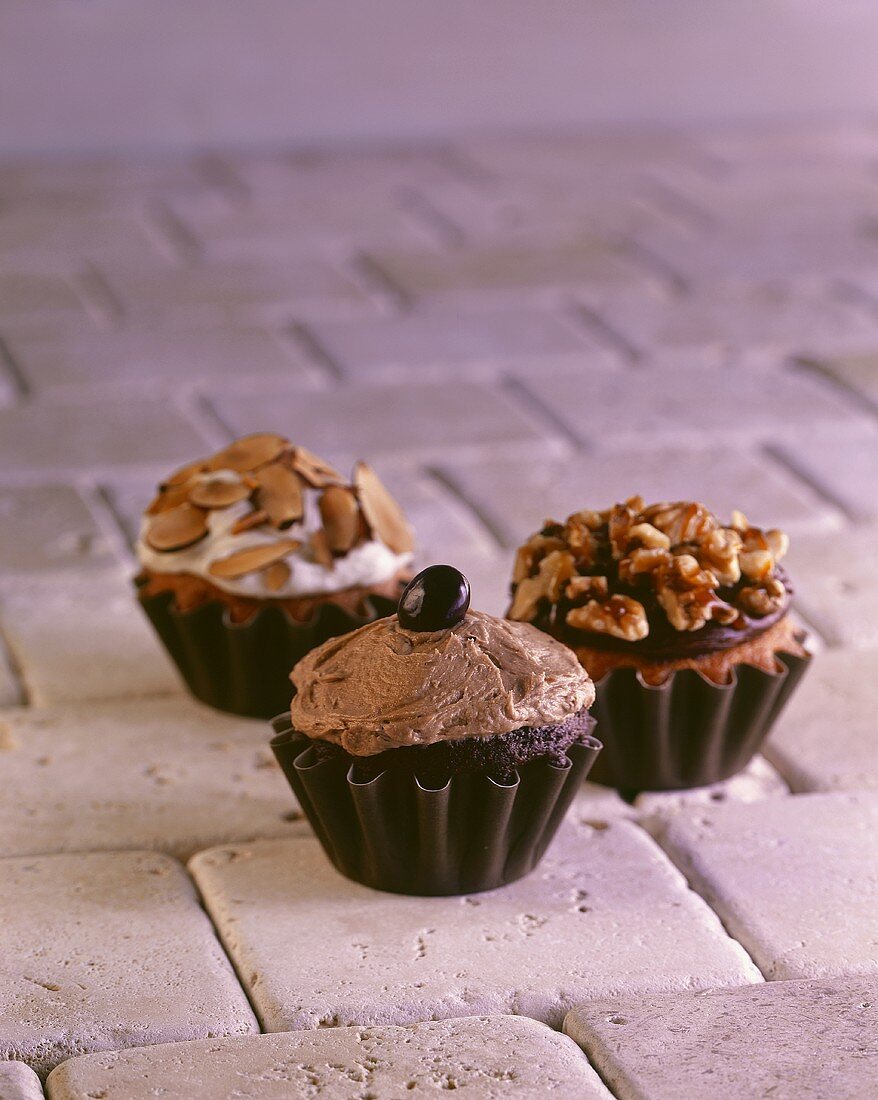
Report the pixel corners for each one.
[271,564,601,895]
[507,497,810,791]
[135,432,414,718]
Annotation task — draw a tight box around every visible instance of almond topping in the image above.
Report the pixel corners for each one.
[292,446,344,488]
[255,465,304,529]
[146,483,192,516]
[319,485,361,553]
[208,540,301,579]
[354,462,415,554]
[160,458,209,491]
[309,528,334,568]
[231,509,270,534]
[188,475,252,509]
[263,560,291,593]
[208,433,288,474]
[145,503,209,552]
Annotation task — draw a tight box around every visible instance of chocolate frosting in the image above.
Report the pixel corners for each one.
[288,609,595,756]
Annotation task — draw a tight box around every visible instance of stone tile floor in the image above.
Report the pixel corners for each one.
[1,120,878,1096]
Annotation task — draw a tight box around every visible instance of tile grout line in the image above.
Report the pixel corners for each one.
[0,334,31,400]
[424,464,511,551]
[762,441,862,527]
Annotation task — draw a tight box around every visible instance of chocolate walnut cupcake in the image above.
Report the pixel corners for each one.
[271,565,601,895]
[508,498,810,791]
[135,432,414,718]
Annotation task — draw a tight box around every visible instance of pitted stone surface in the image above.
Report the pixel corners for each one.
[0,1061,43,1100]
[0,571,181,706]
[564,976,878,1100]
[766,649,878,792]
[0,698,305,860]
[210,379,564,467]
[516,362,869,448]
[786,527,878,648]
[0,485,114,574]
[0,850,257,1078]
[189,820,760,1033]
[632,756,788,840]
[437,443,840,549]
[45,1016,612,1100]
[661,792,878,980]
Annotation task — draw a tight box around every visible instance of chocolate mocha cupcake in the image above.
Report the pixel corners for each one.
[135,432,414,718]
[271,565,601,895]
[508,498,810,791]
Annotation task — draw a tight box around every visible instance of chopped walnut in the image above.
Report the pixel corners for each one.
[508,496,790,638]
[698,527,742,587]
[738,578,786,617]
[654,554,737,632]
[566,575,609,600]
[642,501,718,545]
[618,547,672,584]
[566,594,649,641]
[508,549,575,621]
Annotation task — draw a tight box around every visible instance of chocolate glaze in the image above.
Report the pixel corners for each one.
[304,707,597,786]
[541,566,793,661]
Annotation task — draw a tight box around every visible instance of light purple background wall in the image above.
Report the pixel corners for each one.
[2,1,878,155]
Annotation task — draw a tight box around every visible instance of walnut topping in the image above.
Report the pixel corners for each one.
[508,496,791,639]
[566,595,648,641]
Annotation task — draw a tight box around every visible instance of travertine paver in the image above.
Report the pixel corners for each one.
[631,755,788,840]
[0,571,181,706]
[210,379,565,466]
[774,422,878,522]
[0,273,88,322]
[0,1061,43,1100]
[6,326,317,395]
[785,526,878,647]
[0,486,114,573]
[564,976,878,1100]
[0,850,257,1078]
[518,361,869,447]
[0,397,214,477]
[368,239,661,305]
[661,792,878,980]
[585,281,878,358]
[46,1016,612,1100]
[438,444,840,547]
[765,649,878,792]
[306,306,615,382]
[100,259,375,325]
[0,697,305,860]
[189,820,760,1033]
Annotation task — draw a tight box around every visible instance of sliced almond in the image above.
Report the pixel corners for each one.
[263,560,291,593]
[354,462,415,554]
[255,465,304,528]
[319,486,360,553]
[231,509,270,535]
[145,503,209,552]
[309,528,334,569]
[160,458,209,491]
[146,483,192,516]
[208,540,301,579]
[208,433,288,474]
[188,475,252,509]
[291,445,344,487]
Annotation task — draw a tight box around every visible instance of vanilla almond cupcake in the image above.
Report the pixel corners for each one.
[271,565,601,896]
[507,497,811,791]
[135,432,414,718]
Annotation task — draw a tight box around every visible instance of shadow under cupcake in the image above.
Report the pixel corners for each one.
[134,432,414,719]
[271,565,601,896]
[508,497,810,792]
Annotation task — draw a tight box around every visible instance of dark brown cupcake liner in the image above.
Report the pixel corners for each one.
[586,649,811,793]
[135,580,399,719]
[270,714,602,896]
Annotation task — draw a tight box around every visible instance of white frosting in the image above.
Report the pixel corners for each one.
[136,473,412,598]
